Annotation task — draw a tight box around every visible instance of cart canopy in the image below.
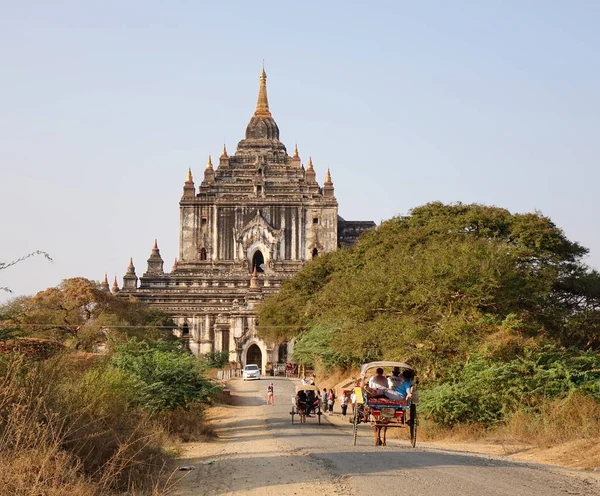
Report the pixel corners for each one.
[359,361,414,379]
[296,384,320,393]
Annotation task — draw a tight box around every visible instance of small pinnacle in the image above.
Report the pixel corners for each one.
[206,155,214,170]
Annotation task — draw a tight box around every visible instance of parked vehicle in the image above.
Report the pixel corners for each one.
[242,364,261,380]
[352,361,419,447]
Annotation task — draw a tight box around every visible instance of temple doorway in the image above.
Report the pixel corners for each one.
[252,250,265,273]
[246,344,262,367]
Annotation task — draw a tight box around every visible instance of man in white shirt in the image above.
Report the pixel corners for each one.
[368,367,388,391]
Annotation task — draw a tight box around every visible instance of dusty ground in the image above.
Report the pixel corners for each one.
[171,378,599,496]
[171,383,351,496]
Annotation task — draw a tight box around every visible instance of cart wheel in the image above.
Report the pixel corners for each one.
[409,404,417,448]
[352,406,359,446]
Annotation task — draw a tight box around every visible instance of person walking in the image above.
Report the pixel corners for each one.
[350,390,356,415]
[267,382,274,405]
[320,388,328,413]
[327,388,336,415]
[340,391,349,418]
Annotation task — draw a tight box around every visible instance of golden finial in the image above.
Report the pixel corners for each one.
[128,257,134,267]
[307,156,314,171]
[206,155,214,170]
[153,239,158,249]
[252,265,258,277]
[186,167,193,182]
[254,65,272,118]
[325,168,332,183]
[173,258,178,268]
[293,144,299,158]
[103,273,108,283]
[112,276,118,286]
[221,144,228,158]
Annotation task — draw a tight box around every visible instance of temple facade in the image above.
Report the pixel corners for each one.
[113,69,375,374]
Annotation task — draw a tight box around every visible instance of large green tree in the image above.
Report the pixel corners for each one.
[258,203,600,375]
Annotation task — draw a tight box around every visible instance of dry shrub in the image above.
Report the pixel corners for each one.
[157,404,216,443]
[501,393,600,446]
[0,353,174,495]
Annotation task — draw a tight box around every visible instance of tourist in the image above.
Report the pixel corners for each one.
[320,388,328,412]
[340,391,349,418]
[267,382,274,405]
[327,388,336,415]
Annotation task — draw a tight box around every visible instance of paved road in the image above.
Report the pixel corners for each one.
[257,376,599,496]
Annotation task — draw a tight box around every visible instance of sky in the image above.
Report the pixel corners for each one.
[1,1,599,301]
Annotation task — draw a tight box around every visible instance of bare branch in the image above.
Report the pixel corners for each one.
[1,251,53,292]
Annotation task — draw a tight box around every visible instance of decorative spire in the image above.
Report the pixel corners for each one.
[153,239,158,250]
[254,66,272,118]
[206,155,213,171]
[324,168,332,184]
[220,144,228,158]
[100,273,110,292]
[113,276,118,287]
[250,265,259,289]
[123,258,138,290]
[307,156,314,171]
[111,276,120,294]
[172,258,178,270]
[186,168,193,182]
[293,144,299,158]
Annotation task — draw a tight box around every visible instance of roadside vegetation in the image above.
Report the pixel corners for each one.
[0,278,219,495]
[258,202,600,448]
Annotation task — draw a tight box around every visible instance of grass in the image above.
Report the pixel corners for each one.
[0,351,214,495]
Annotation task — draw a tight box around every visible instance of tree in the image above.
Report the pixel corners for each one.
[1,277,175,349]
[258,202,600,376]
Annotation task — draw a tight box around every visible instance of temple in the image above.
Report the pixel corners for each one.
[113,68,375,374]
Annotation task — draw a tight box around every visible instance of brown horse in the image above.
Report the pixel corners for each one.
[374,425,388,446]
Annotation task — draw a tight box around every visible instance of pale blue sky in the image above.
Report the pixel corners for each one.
[1,1,599,300]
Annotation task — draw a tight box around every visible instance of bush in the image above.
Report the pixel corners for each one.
[112,339,219,414]
[204,350,230,369]
[419,346,600,427]
[0,353,171,495]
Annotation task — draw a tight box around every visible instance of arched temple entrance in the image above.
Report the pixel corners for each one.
[252,250,265,273]
[246,344,262,367]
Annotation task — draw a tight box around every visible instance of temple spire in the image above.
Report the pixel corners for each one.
[325,168,332,184]
[293,144,299,158]
[186,168,193,182]
[206,155,214,171]
[221,144,228,158]
[254,66,272,118]
[307,156,314,171]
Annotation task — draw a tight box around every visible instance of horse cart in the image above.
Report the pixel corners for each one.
[290,384,322,424]
[352,361,418,447]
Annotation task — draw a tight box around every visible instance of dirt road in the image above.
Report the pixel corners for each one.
[172,377,599,496]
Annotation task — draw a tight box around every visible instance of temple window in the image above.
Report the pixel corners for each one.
[312,248,319,258]
[252,250,265,272]
[313,217,319,224]
[200,248,207,260]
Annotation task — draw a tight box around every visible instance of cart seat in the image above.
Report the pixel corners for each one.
[366,396,409,407]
